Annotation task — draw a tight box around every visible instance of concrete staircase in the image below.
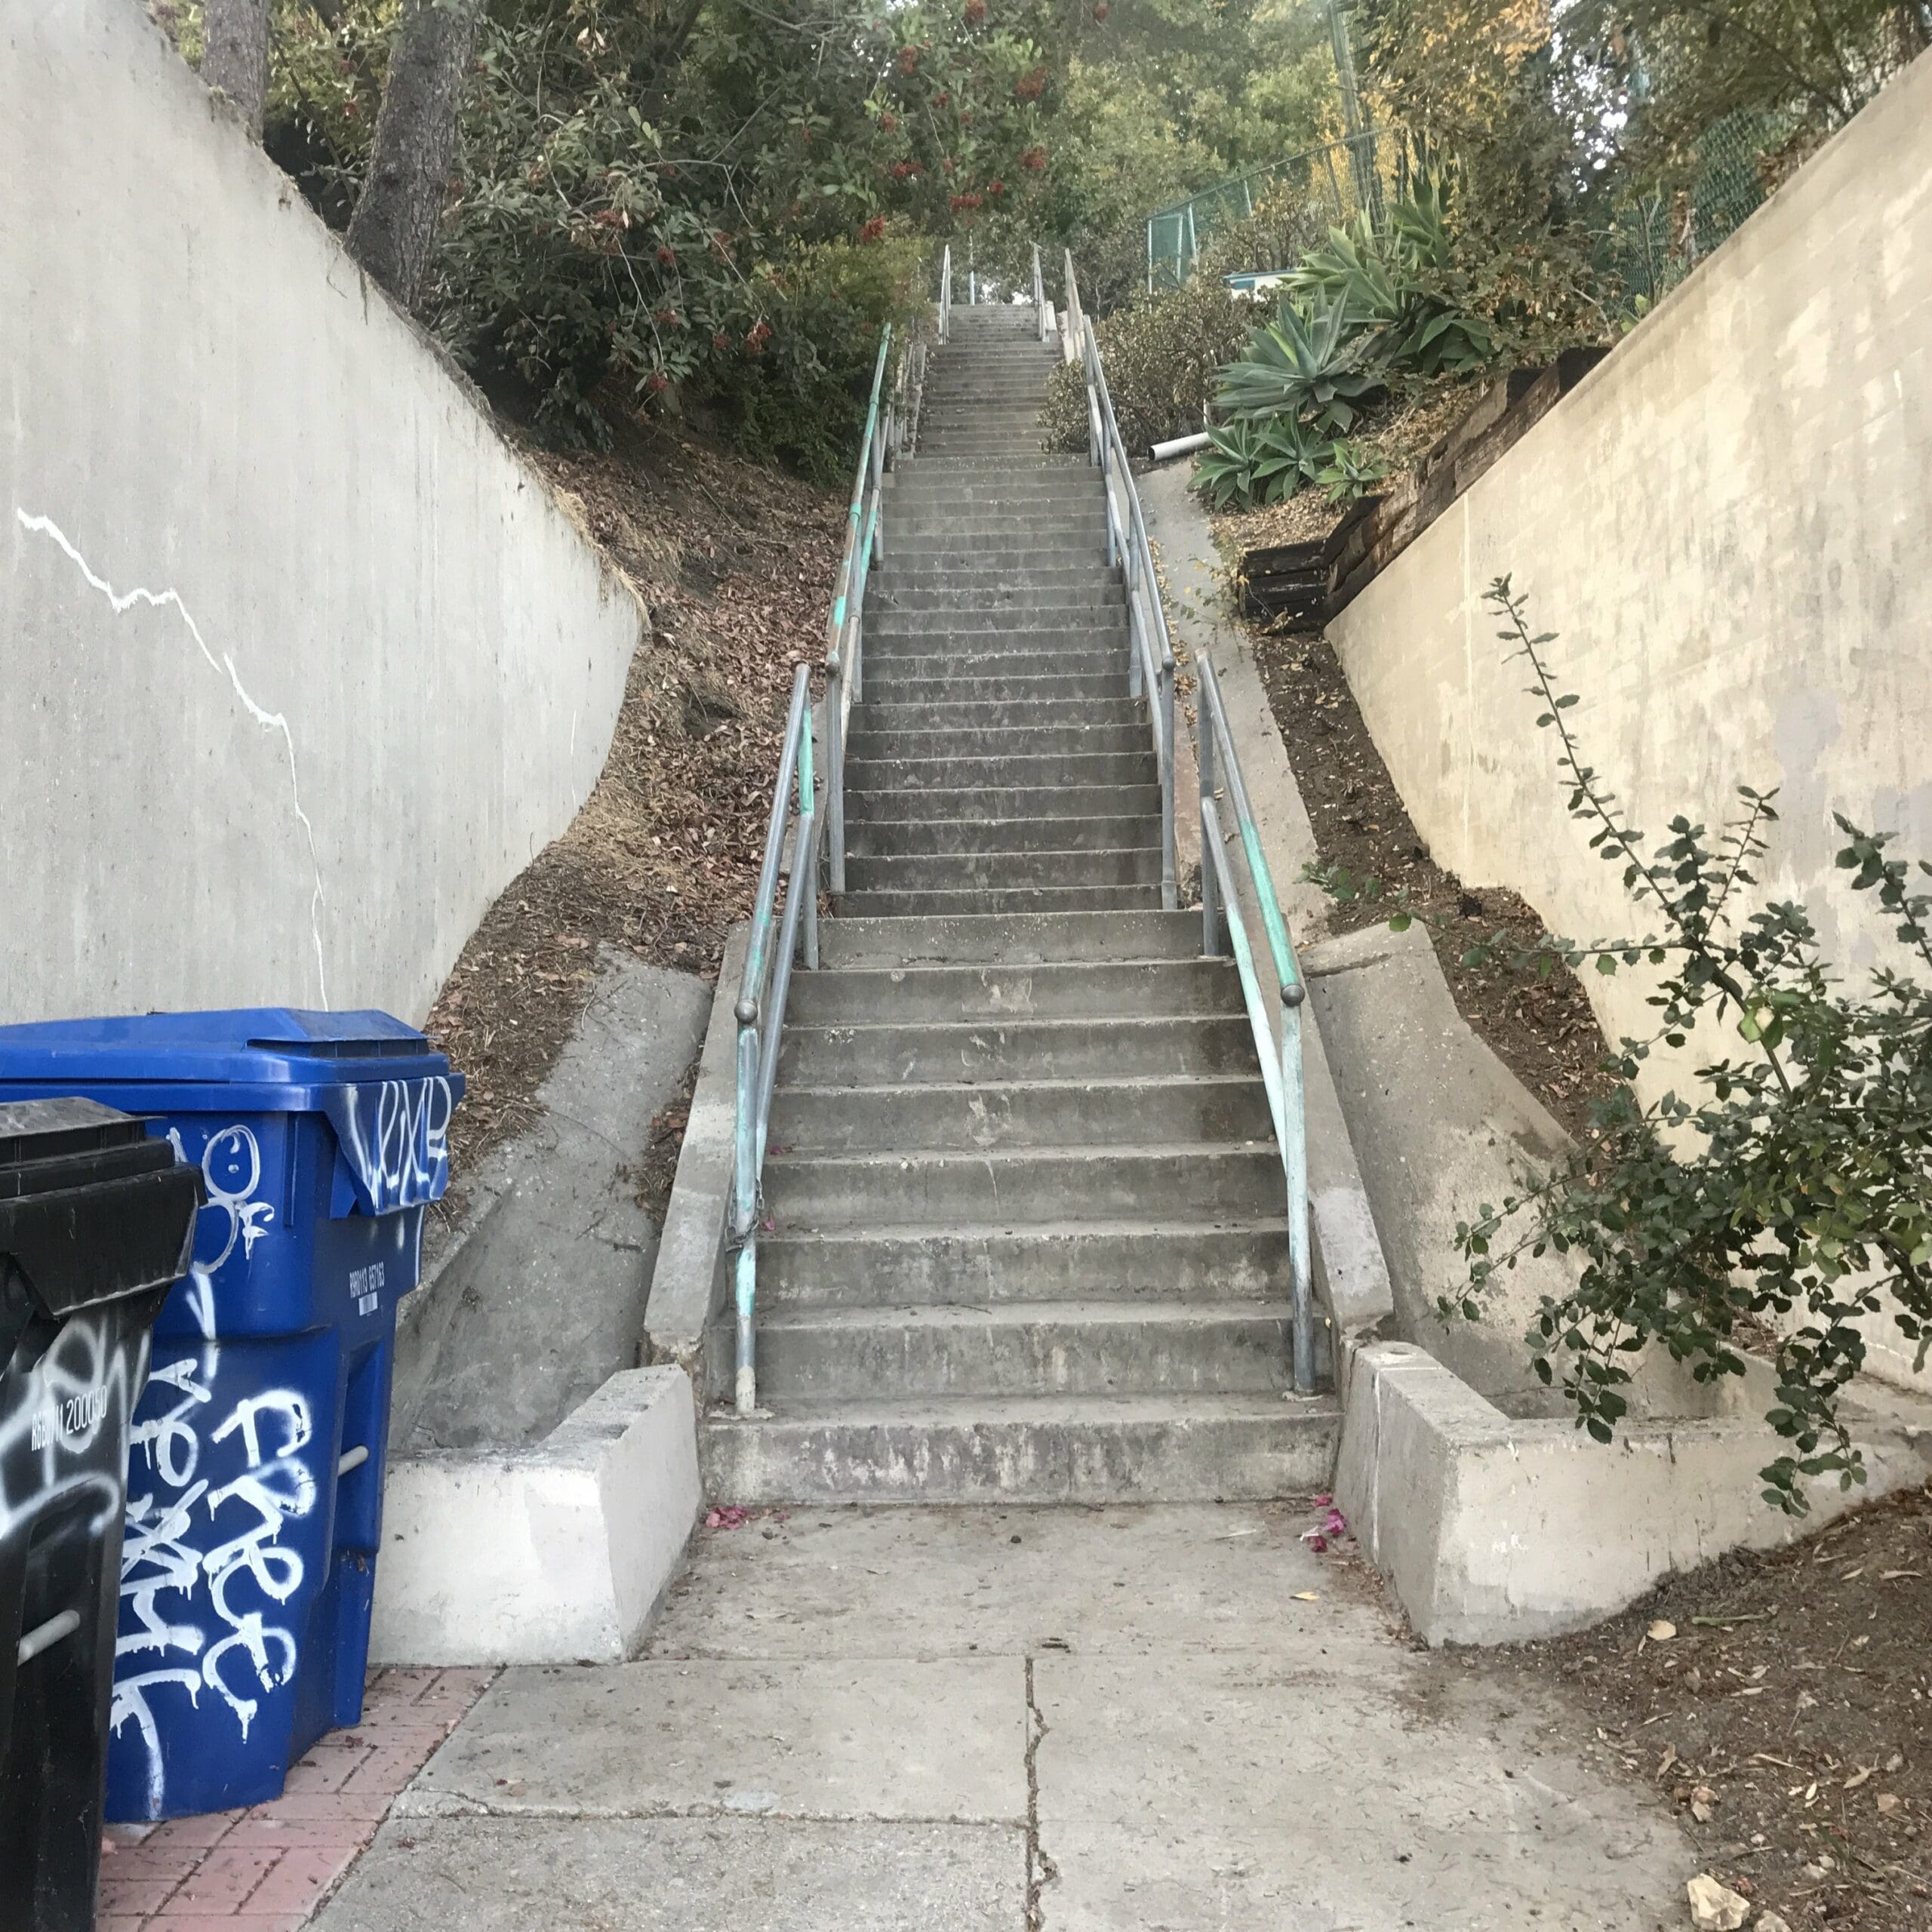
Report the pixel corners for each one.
[701,304,1338,1503]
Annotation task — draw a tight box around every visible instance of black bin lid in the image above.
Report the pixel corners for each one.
[0,1097,203,1320]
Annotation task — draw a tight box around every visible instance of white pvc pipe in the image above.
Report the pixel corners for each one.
[1150,430,1211,463]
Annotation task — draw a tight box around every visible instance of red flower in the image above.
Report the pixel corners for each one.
[859,214,886,243]
[986,178,1004,196]
[1091,0,1109,16]
[897,45,918,71]
[712,332,731,350]
[710,229,734,257]
[934,91,949,106]
[653,308,680,327]
[891,159,918,178]
[964,0,986,20]
[1019,143,1047,170]
[646,371,669,395]
[941,156,955,174]
[1015,64,1045,100]
[657,245,677,267]
[746,319,773,355]
[880,110,898,132]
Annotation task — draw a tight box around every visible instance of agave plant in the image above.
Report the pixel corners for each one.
[1287,176,1494,380]
[1214,294,1382,435]
[1192,414,1326,510]
[1316,438,1390,504]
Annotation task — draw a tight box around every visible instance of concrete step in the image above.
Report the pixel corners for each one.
[736,1300,1298,1400]
[777,1012,1251,1083]
[871,585,1124,614]
[856,669,1130,705]
[841,884,1165,917]
[877,567,1117,598]
[884,514,1105,543]
[845,812,1157,857]
[876,540,1106,571]
[903,455,1087,470]
[860,648,1128,685]
[846,724,1148,761]
[764,1142,1284,1229]
[844,847,1161,893]
[816,910,1204,967]
[854,697,1141,734]
[767,1072,1272,1152]
[847,783,1158,823]
[758,1216,1291,1304]
[866,608,1124,639]
[842,751,1156,790]
[700,1392,1339,1503]
[864,631,1128,664]
[784,958,1240,1023]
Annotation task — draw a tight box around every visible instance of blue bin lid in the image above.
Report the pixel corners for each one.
[0,1008,459,1108]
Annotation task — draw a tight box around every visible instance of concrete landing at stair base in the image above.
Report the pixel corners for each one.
[371,1368,700,1665]
[1337,1340,1932,1646]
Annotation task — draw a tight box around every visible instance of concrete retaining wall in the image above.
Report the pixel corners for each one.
[1337,1341,1932,1645]
[1324,51,1931,1382]
[1,0,642,1025]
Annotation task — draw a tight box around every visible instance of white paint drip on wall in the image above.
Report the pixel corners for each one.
[16,507,331,1008]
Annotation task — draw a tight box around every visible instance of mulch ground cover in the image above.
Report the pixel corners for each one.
[422,412,840,1229]
[1466,1483,1932,1929]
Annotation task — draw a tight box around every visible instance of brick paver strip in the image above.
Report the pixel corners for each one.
[98,1666,495,1930]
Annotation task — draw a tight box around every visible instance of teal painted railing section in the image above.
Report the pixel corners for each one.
[1062,250,1178,911]
[734,319,911,1415]
[1196,654,1314,1392]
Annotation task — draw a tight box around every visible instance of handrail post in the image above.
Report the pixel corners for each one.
[732,1014,760,1414]
[1159,655,1177,912]
[1282,991,1312,1392]
[1198,695,1222,956]
[827,657,845,895]
[798,694,818,971]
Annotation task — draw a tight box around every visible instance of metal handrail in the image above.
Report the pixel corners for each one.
[938,244,952,343]
[1062,249,1177,910]
[1195,654,1313,1392]
[1031,242,1049,342]
[731,665,818,1414]
[824,328,894,897]
[734,325,906,1414]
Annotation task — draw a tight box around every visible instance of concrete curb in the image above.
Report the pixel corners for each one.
[643,924,750,1392]
[371,1367,700,1664]
[1336,1340,1932,1644]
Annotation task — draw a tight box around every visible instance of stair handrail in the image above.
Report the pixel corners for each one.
[1061,249,1177,910]
[732,325,899,1416]
[1194,654,1314,1392]
[938,244,952,343]
[731,663,820,1415]
[1031,242,1049,342]
[823,327,895,897]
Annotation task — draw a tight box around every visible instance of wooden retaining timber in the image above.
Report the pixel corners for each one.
[1232,347,1610,635]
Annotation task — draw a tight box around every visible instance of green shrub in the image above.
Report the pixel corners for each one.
[1038,272,1252,455]
[1315,437,1389,502]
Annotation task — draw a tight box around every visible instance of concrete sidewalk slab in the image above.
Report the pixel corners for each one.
[310,1817,1025,1931]
[1034,1650,1687,1929]
[648,1503,1341,1659]
[395,1656,1027,1824]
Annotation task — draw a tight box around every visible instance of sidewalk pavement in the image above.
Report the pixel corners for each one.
[303,1504,1694,1930]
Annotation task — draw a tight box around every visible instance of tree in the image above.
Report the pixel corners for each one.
[343,0,484,308]
[200,0,273,137]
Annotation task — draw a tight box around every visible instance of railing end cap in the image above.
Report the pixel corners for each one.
[1281,980,1306,1009]
[735,996,760,1026]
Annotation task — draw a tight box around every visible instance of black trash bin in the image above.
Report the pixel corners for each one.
[0,1098,201,1932]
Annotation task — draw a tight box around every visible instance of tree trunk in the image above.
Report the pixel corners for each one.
[201,0,272,139]
[343,0,481,310]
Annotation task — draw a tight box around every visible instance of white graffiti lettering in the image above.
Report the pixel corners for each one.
[328,1076,452,1214]
[112,1124,319,1813]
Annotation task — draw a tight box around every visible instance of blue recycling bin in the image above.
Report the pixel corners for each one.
[0,1011,463,1820]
